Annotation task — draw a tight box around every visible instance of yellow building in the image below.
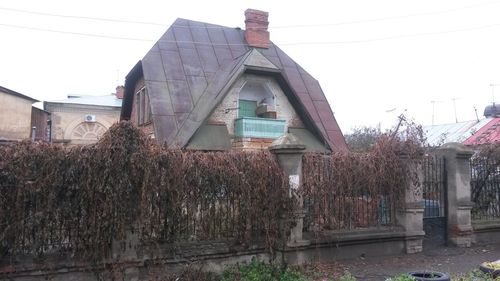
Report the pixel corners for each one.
[0,86,39,142]
[44,87,123,146]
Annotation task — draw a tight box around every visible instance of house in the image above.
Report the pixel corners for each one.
[121,9,347,152]
[43,86,123,146]
[424,103,500,146]
[0,85,47,143]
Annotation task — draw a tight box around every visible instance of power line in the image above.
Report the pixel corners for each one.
[1,21,500,45]
[283,23,500,45]
[0,23,154,41]
[271,0,500,29]
[0,0,499,29]
[0,6,166,26]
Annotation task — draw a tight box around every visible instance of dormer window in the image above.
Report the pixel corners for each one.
[238,99,257,118]
[238,81,276,119]
[235,80,285,139]
[136,87,152,125]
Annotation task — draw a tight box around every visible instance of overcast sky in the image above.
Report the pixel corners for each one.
[1,0,499,133]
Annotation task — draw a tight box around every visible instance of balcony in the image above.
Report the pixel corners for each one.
[235,117,286,139]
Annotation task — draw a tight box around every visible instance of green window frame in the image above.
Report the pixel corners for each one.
[238,99,257,118]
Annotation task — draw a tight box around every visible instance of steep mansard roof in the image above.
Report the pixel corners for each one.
[121,18,347,151]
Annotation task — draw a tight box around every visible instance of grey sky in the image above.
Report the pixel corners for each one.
[1,0,499,132]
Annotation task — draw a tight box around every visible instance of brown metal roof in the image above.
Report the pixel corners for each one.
[122,18,347,151]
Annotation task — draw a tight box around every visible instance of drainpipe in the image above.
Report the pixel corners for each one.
[31,127,36,142]
[47,119,52,143]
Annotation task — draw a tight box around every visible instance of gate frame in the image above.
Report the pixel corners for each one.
[422,155,448,248]
[434,143,474,247]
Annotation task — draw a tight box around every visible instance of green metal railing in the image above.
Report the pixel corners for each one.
[235,117,285,138]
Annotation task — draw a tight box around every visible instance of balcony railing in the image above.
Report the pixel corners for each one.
[235,117,286,139]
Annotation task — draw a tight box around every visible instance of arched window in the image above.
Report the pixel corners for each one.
[71,122,107,141]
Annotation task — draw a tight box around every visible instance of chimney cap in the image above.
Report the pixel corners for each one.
[244,8,270,49]
[115,85,125,99]
[245,9,269,16]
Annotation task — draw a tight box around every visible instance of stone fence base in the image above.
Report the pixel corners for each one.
[1,227,407,281]
[473,221,500,245]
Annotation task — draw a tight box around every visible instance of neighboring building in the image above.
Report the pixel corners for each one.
[424,104,500,146]
[44,87,123,146]
[0,85,41,142]
[31,107,51,141]
[463,117,500,146]
[424,119,489,146]
[121,9,347,152]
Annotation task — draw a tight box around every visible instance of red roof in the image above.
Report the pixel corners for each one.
[463,118,500,145]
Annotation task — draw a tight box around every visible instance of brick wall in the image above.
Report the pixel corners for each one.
[209,74,305,150]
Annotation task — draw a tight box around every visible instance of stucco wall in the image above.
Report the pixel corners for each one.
[0,92,33,141]
[45,103,121,146]
[209,73,305,139]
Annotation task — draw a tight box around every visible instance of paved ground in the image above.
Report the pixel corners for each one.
[306,243,500,280]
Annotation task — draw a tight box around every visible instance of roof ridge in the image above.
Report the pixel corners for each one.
[0,85,39,103]
[173,18,241,30]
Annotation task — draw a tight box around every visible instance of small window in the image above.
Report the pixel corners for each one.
[238,99,257,118]
[136,87,152,125]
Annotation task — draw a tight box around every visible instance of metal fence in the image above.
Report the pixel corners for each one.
[302,155,396,231]
[422,155,447,218]
[142,185,253,243]
[303,194,394,231]
[1,185,82,257]
[470,157,500,221]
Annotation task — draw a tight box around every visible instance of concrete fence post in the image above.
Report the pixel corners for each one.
[435,142,474,247]
[395,155,425,254]
[269,133,310,247]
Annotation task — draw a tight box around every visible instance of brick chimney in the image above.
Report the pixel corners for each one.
[244,9,270,49]
[115,85,125,99]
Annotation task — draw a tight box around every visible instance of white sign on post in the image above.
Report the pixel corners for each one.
[289,174,299,196]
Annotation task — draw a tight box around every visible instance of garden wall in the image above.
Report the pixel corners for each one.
[4,122,499,280]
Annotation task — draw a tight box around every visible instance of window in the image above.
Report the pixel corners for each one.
[238,99,257,118]
[234,79,284,138]
[238,81,276,119]
[136,87,152,125]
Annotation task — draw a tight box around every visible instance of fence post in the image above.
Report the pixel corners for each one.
[269,133,310,247]
[435,142,474,247]
[396,155,425,254]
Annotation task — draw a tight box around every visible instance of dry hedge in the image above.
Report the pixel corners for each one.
[302,125,424,230]
[0,118,425,261]
[0,122,292,260]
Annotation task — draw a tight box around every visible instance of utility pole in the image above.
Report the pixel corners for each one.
[452,98,458,123]
[491,83,500,104]
[430,100,443,125]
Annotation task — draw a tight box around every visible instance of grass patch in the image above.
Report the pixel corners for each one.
[453,269,499,280]
[221,259,309,281]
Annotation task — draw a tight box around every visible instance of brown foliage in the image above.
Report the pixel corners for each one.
[0,122,292,260]
[470,143,500,219]
[301,117,424,231]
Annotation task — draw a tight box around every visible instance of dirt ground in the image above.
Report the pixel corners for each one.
[304,243,500,280]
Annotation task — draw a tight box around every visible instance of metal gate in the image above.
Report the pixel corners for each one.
[422,156,447,248]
